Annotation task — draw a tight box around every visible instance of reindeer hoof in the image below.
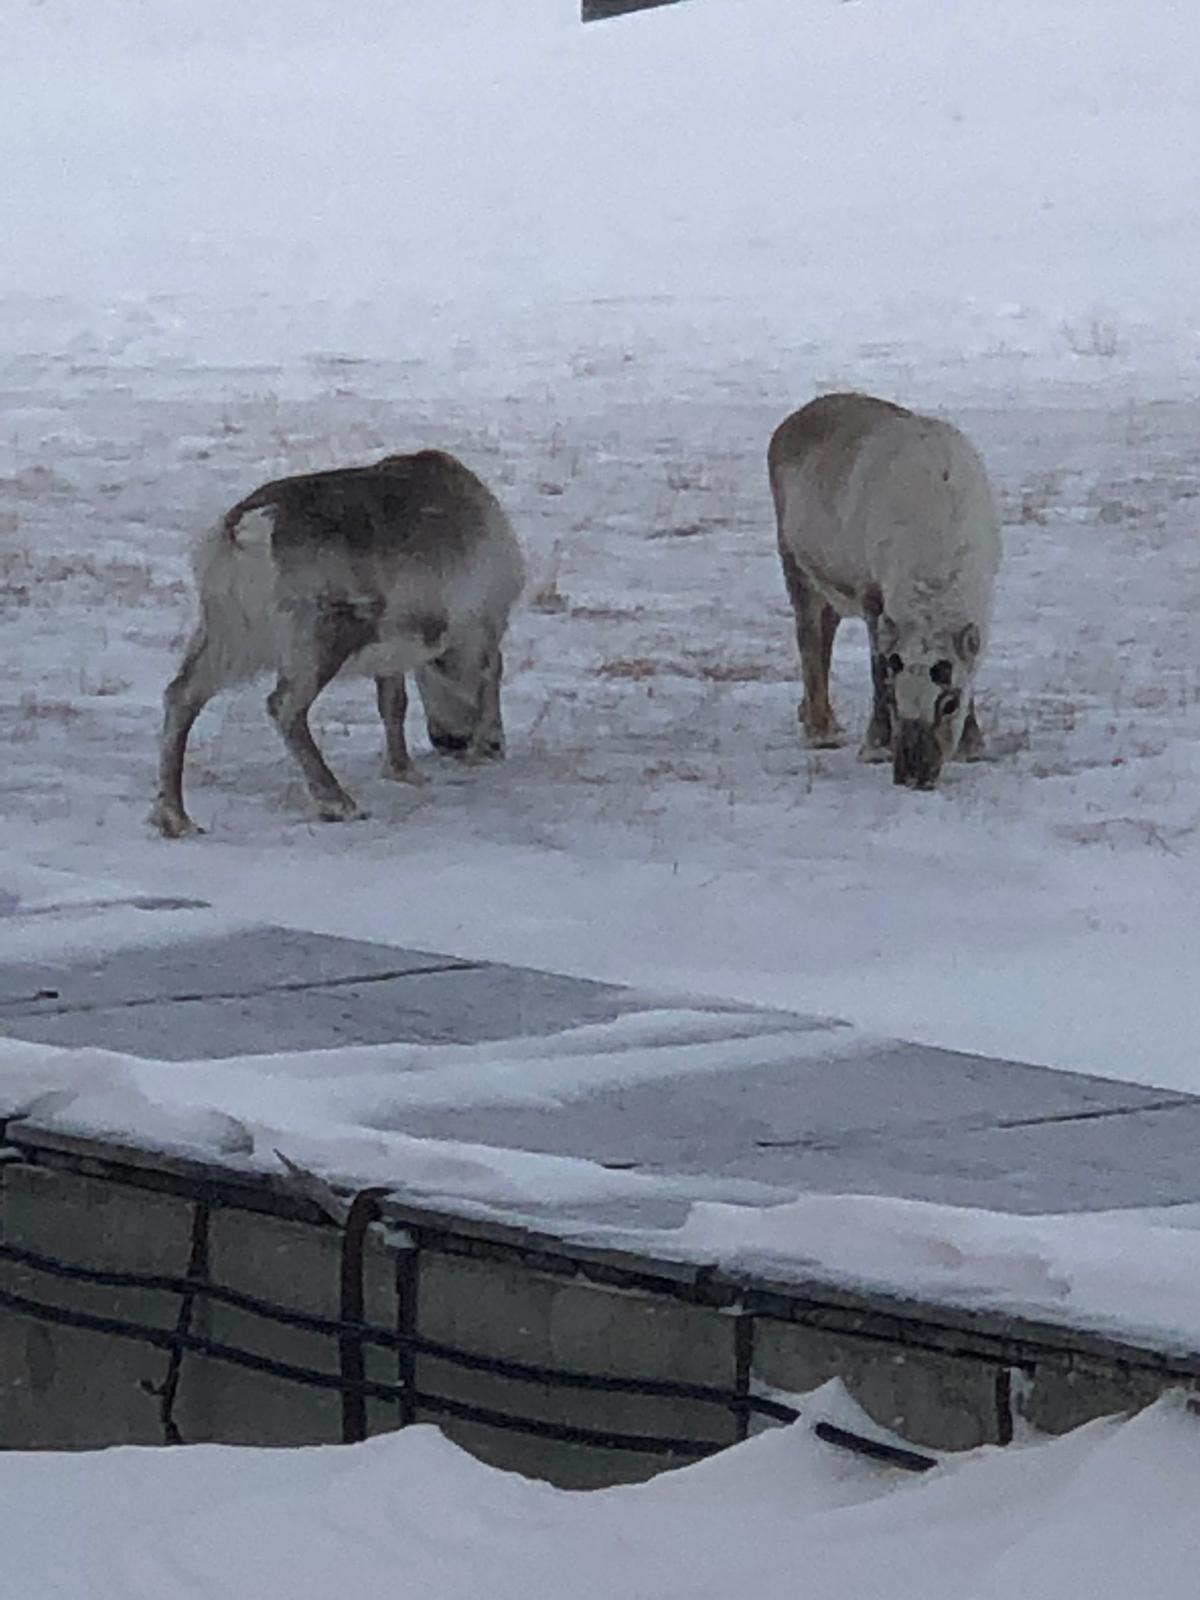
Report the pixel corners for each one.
[800,702,844,749]
[382,761,427,786]
[427,729,472,757]
[151,803,204,840]
[466,737,505,763]
[315,793,365,823]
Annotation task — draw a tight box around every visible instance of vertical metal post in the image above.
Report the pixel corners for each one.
[994,1366,1015,1446]
[338,1187,389,1445]
[733,1314,755,1442]
[394,1235,421,1430]
[156,1192,212,1446]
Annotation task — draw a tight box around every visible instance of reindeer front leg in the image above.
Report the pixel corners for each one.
[779,543,843,748]
[860,607,894,763]
[956,698,986,760]
[268,603,373,821]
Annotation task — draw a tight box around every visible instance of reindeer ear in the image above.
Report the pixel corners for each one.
[955,622,981,661]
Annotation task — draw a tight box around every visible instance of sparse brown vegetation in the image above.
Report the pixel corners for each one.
[598,657,661,680]
[597,656,781,683]
[647,522,706,540]
[18,693,84,724]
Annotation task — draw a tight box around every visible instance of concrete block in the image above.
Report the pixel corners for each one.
[1019,1359,1181,1436]
[0,1164,194,1448]
[412,1250,738,1486]
[753,1316,1002,1452]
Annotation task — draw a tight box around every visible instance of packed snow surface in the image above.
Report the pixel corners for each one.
[3,0,1199,1098]
[3,2,1200,1591]
[2,0,1200,1074]
[7,1389,1200,1600]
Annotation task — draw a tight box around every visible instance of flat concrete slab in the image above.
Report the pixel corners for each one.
[0,927,653,1058]
[0,924,1197,1217]
[390,1048,1197,1214]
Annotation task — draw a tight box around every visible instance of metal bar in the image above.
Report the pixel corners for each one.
[814,1421,938,1474]
[0,1278,968,1469]
[395,1239,420,1430]
[156,1196,211,1444]
[339,1188,389,1444]
[995,1367,1016,1446]
[0,1238,795,1418]
[0,1282,391,1399]
[0,1283,725,1459]
[418,1391,716,1458]
[733,1317,755,1443]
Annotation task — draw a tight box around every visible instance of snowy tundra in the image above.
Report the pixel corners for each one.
[152,449,525,837]
[4,0,1200,1088]
[769,394,1002,790]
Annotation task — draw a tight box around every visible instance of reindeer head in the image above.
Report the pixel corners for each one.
[879,617,981,790]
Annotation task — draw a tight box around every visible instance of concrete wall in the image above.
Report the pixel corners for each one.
[2,1140,1197,1484]
[413,1248,739,1485]
[0,1162,190,1449]
[752,1317,1006,1452]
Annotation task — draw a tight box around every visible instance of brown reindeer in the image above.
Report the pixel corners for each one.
[152,449,524,836]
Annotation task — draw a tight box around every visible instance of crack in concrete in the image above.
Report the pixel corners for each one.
[0,960,481,1020]
[993,1096,1194,1130]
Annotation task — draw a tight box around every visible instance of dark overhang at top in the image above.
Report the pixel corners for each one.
[582,0,691,21]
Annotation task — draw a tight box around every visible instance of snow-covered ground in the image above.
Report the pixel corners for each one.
[7,1387,1200,1600]
[4,0,1200,1589]
[3,0,1199,1097]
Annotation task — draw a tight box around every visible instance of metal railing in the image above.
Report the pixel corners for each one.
[0,1186,938,1472]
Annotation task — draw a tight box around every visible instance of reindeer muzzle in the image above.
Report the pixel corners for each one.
[893,720,944,790]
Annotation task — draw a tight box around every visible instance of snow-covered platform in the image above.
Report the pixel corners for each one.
[3,920,1200,1483]
[0,922,1195,1217]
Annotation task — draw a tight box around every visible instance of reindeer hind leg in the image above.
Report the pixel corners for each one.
[151,627,224,838]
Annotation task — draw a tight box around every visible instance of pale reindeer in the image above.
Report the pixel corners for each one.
[151,449,524,837]
[768,393,1001,790]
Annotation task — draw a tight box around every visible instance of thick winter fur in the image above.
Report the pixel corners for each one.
[152,449,525,836]
[769,393,1001,789]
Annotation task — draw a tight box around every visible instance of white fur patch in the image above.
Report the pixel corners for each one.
[228,507,275,548]
[775,401,1000,650]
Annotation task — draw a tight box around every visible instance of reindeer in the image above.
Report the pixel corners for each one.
[768,393,1001,790]
[151,449,524,836]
